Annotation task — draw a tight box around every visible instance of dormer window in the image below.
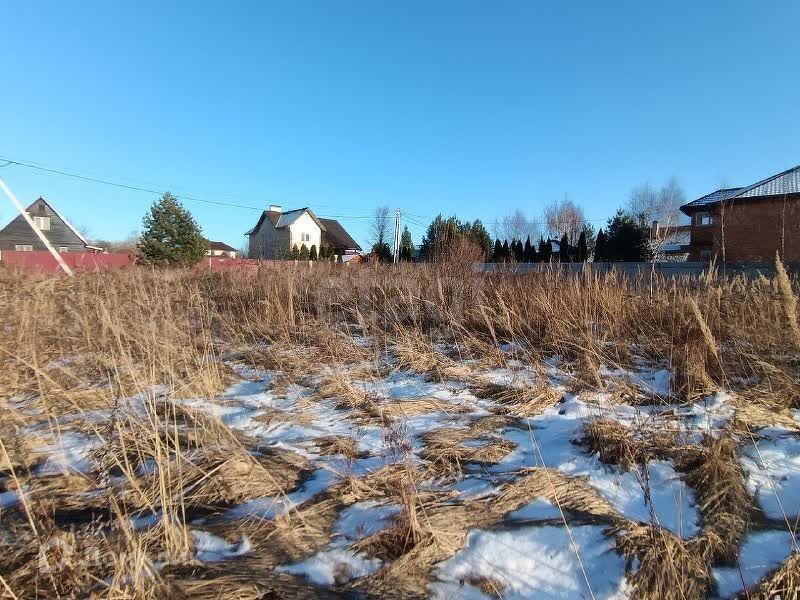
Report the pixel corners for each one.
[695,212,713,227]
[33,216,51,231]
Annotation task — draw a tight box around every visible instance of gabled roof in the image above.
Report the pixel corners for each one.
[680,164,800,214]
[206,240,237,252]
[320,218,361,251]
[0,196,90,246]
[245,207,326,235]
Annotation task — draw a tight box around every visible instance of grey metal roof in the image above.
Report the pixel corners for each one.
[681,188,743,210]
[737,165,800,199]
[680,164,800,213]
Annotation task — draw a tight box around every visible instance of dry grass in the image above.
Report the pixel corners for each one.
[2,262,800,598]
[472,380,560,417]
[677,436,753,563]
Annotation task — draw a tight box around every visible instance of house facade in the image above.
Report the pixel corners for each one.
[0,197,102,253]
[680,165,800,262]
[205,240,238,258]
[246,205,361,259]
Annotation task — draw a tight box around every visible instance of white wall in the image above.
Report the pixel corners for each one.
[288,212,322,253]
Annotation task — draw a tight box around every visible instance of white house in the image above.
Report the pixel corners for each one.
[246,205,361,259]
[204,240,238,258]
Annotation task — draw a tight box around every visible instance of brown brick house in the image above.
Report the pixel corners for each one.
[680,164,800,262]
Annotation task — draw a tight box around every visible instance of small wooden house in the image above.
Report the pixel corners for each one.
[0,197,102,253]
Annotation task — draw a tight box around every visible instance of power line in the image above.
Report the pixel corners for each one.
[0,155,380,221]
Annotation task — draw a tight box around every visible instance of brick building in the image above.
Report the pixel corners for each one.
[680,164,800,262]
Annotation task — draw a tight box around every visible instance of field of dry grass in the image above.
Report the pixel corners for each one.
[1,261,799,599]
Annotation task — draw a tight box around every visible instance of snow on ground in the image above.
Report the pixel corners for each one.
[740,426,800,520]
[712,529,799,598]
[191,530,251,562]
[277,499,398,586]
[430,525,630,599]
[278,548,382,586]
[491,397,701,537]
[46,348,791,595]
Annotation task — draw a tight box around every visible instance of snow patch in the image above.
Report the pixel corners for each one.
[431,525,630,599]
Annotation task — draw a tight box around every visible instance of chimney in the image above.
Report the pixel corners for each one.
[651,220,659,239]
[269,204,282,213]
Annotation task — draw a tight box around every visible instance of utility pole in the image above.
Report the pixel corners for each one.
[0,176,73,276]
[393,208,401,264]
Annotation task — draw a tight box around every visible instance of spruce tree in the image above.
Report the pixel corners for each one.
[594,229,606,262]
[523,236,533,263]
[138,192,207,266]
[538,238,552,262]
[309,245,318,260]
[559,232,570,262]
[493,239,503,263]
[299,244,309,260]
[400,226,414,261]
[290,245,300,260]
[501,240,510,262]
[577,230,588,262]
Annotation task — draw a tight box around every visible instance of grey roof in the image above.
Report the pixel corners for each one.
[681,164,800,213]
[320,218,361,251]
[206,239,238,252]
[245,207,326,235]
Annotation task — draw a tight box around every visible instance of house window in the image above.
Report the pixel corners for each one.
[15,245,33,251]
[695,212,713,227]
[32,216,51,231]
[58,247,69,253]
[301,233,310,242]
[699,249,712,260]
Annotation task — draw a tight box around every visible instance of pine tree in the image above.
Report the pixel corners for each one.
[538,237,551,262]
[299,244,309,260]
[493,239,503,263]
[559,232,570,262]
[138,192,207,266]
[290,245,300,260]
[399,226,414,261]
[577,230,588,262]
[309,244,318,260]
[502,240,510,262]
[594,229,606,262]
[523,236,533,263]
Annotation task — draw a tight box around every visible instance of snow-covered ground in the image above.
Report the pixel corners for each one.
[4,348,799,598]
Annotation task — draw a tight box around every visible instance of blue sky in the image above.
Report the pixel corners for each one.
[1,1,798,249]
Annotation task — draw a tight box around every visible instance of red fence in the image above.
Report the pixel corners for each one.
[0,252,332,275]
[0,250,137,274]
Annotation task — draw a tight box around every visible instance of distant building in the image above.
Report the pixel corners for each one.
[0,197,103,253]
[680,165,800,262]
[246,205,361,259]
[649,221,691,262]
[205,240,238,258]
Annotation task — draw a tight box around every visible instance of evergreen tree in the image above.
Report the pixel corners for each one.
[594,229,607,262]
[309,244,318,260]
[299,244,309,260]
[138,192,207,266]
[320,245,329,260]
[603,210,653,262]
[372,242,393,262]
[420,214,460,261]
[493,239,503,263]
[501,240,510,262]
[290,245,300,260]
[523,236,533,263]
[466,220,492,260]
[559,232,570,262]
[538,237,552,262]
[577,230,588,262]
[399,226,414,261]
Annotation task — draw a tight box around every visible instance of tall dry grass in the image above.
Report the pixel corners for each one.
[1,260,799,598]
